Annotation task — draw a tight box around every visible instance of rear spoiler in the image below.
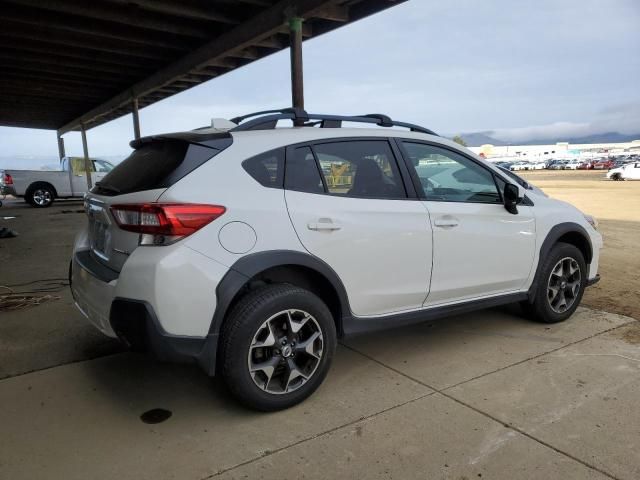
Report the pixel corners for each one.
[130,131,232,150]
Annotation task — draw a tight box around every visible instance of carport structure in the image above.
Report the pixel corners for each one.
[0,0,405,186]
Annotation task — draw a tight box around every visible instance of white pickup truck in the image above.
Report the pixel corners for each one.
[0,157,114,207]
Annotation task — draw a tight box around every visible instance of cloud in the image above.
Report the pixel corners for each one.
[489,102,640,142]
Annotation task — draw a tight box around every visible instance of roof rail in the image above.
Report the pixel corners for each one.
[229,108,438,136]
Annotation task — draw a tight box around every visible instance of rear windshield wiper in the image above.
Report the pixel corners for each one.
[94,181,121,194]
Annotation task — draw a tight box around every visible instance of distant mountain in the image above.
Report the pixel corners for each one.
[452,131,640,147]
[454,132,507,147]
[551,132,640,145]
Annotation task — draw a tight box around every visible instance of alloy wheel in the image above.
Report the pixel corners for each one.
[33,189,52,206]
[547,257,581,313]
[247,309,324,394]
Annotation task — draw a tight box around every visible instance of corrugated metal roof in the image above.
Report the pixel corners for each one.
[0,0,405,132]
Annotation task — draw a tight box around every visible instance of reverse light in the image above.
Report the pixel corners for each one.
[110,203,226,245]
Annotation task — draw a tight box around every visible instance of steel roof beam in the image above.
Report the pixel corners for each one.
[3,0,217,38]
[0,25,180,60]
[0,36,166,68]
[3,63,134,85]
[0,7,197,49]
[104,0,241,24]
[0,49,150,75]
[58,0,337,134]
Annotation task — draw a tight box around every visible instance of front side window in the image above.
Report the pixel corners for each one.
[402,142,501,203]
[313,140,406,199]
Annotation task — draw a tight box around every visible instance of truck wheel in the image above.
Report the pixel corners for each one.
[27,184,55,207]
[220,284,337,411]
[521,242,587,323]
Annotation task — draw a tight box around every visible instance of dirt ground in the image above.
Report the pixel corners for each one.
[520,169,640,320]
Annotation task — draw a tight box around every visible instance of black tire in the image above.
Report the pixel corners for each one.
[521,242,587,323]
[220,284,337,411]
[611,173,623,181]
[26,183,55,207]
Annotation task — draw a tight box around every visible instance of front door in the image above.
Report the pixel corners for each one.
[284,139,432,317]
[399,141,536,306]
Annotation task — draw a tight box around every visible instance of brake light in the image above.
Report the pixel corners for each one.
[2,173,12,185]
[110,203,225,245]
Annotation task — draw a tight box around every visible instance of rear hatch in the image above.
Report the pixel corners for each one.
[84,133,232,273]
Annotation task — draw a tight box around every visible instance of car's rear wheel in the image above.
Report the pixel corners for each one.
[220,284,336,411]
[26,184,55,207]
[611,172,623,181]
[522,242,586,323]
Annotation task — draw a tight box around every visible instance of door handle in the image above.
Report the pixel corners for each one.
[307,219,341,231]
[434,217,459,228]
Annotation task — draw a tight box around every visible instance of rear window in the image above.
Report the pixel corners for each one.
[93,138,230,196]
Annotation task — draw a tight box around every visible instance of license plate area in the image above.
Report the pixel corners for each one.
[87,203,112,260]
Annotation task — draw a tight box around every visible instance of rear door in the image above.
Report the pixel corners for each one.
[284,139,432,317]
[68,157,90,195]
[398,140,536,306]
[84,137,230,273]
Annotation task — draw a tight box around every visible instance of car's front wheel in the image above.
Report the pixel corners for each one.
[220,284,337,411]
[522,242,587,323]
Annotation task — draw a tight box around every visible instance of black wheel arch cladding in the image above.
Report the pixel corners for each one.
[527,222,593,301]
[208,250,351,338]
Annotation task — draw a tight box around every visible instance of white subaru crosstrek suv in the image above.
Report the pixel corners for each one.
[70,109,602,411]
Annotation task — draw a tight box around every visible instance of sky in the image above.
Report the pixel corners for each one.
[1,0,639,168]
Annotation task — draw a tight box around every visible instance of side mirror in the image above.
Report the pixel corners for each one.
[503,183,520,214]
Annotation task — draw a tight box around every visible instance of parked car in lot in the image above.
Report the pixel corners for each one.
[577,160,593,170]
[592,158,615,170]
[528,162,545,170]
[70,109,603,411]
[1,157,114,207]
[548,160,568,170]
[494,161,513,170]
[563,160,582,170]
[509,161,529,171]
[606,162,640,180]
[497,166,547,197]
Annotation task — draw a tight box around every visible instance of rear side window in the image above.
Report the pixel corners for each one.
[242,148,284,188]
[94,139,228,196]
[313,141,406,199]
[285,146,324,194]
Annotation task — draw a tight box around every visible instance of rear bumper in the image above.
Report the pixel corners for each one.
[1,185,16,196]
[70,250,117,337]
[70,250,220,374]
[110,298,218,371]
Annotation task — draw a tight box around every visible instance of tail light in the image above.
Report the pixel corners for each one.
[110,203,225,245]
[2,173,13,185]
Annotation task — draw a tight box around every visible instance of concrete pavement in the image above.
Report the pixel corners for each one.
[1,198,638,479]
